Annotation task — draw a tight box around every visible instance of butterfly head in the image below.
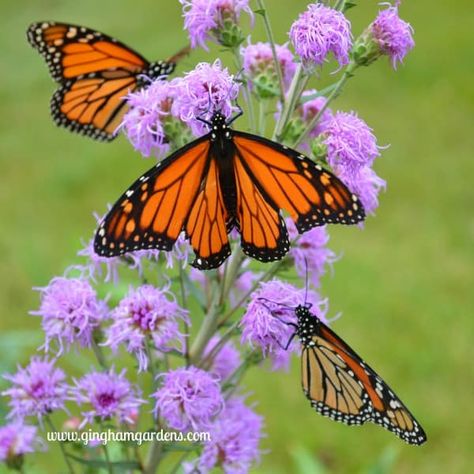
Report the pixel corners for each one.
[209,112,231,141]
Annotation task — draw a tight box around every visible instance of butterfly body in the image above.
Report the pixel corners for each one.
[95,112,366,269]
[27,21,183,141]
[294,304,427,445]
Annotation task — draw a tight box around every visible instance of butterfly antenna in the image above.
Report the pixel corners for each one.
[257,297,294,310]
[166,44,191,64]
[304,257,309,307]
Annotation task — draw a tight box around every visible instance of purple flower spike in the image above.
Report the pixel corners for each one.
[241,280,304,370]
[173,60,240,136]
[203,336,241,381]
[372,3,415,69]
[153,366,223,431]
[190,397,263,473]
[241,41,296,96]
[341,165,386,216]
[121,79,187,159]
[0,422,40,463]
[104,284,188,372]
[322,111,380,178]
[69,368,145,428]
[180,0,253,50]
[31,277,108,354]
[3,357,67,421]
[78,237,121,284]
[241,280,329,370]
[286,219,337,288]
[299,90,333,137]
[289,4,352,69]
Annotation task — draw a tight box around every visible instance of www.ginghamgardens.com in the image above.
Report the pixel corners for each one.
[46,428,211,446]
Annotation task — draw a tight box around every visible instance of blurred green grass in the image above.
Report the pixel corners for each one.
[0,1,473,473]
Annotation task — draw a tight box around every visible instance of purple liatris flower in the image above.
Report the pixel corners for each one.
[321,111,380,177]
[173,60,240,136]
[31,277,108,354]
[190,397,263,473]
[2,357,67,420]
[298,90,333,136]
[69,368,144,428]
[241,41,296,97]
[78,237,121,284]
[371,3,414,69]
[121,79,192,159]
[203,336,241,381]
[0,422,40,465]
[153,366,223,431]
[180,0,253,50]
[289,3,352,69]
[286,219,336,288]
[241,280,327,370]
[103,284,188,372]
[341,165,386,216]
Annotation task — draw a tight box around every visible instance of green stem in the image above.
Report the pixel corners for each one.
[256,0,286,105]
[293,62,358,148]
[45,416,76,474]
[145,336,158,386]
[232,48,256,131]
[189,278,221,364]
[218,256,287,328]
[169,452,191,474]
[99,423,114,474]
[179,265,190,366]
[91,337,109,371]
[334,0,347,11]
[273,63,306,140]
[221,248,245,305]
[145,439,163,474]
[258,99,267,135]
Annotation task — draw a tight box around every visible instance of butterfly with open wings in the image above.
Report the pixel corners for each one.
[27,21,188,141]
[94,110,366,269]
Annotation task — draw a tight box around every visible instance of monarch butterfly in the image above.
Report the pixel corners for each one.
[27,21,188,141]
[94,110,366,269]
[280,303,427,445]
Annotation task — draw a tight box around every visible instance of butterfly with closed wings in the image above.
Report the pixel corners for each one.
[266,300,427,445]
[94,110,366,269]
[27,21,188,141]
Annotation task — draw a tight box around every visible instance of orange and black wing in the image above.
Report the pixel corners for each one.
[27,21,150,81]
[27,21,176,140]
[95,136,230,269]
[302,319,427,445]
[233,131,365,235]
[184,152,231,269]
[233,146,290,262]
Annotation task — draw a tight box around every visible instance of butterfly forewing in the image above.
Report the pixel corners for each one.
[95,137,210,256]
[233,132,365,231]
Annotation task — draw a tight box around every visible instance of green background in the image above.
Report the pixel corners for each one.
[0,1,472,473]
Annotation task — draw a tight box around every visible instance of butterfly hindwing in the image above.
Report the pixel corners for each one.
[185,154,231,269]
[233,131,365,231]
[233,147,290,262]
